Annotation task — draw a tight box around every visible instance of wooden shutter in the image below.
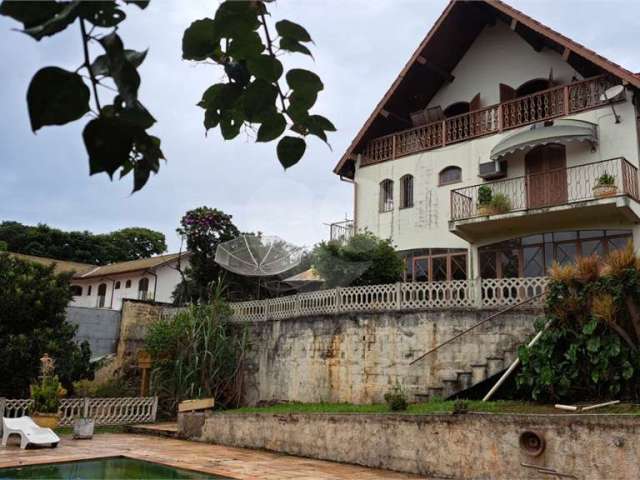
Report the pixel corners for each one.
[499,83,516,102]
[469,93,481,111]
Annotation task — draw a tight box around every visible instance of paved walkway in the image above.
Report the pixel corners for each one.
[0,433,426,479]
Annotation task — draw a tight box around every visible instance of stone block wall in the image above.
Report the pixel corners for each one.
[243,308,540,404]
[66,306,121,358]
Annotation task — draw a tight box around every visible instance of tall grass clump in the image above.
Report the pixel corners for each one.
[145,284,249,416]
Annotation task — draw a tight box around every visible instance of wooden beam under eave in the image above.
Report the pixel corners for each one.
[416,56,455,82]
[562,47,571,61]
[510,18,518,31]
[380,108,411,126]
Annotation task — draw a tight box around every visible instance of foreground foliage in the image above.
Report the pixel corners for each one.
[517,245,640,402]
[0,221,167,264]
[0,255,93,397]
[313,232,404,288]
[145,291,249,415]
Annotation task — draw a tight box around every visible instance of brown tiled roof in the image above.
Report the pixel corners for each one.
[77,252,188,279]
[334,0,640,178]
[6,252,95,276]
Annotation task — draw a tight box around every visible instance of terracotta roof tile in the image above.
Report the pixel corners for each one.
[6,252,95,276]
[78,252,189,279]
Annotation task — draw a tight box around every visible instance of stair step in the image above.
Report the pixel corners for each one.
[441,378,459,398]
[428,386,444,399]
[414,393,431,403]
[470,364,488,385]
[456,371,473,390]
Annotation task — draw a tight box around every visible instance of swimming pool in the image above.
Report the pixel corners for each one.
[0,457,232,479]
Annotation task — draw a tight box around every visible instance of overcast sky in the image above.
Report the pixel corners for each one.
[1,0,638,252]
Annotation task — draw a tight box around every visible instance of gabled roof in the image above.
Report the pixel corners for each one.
[334,0,640,178]
[78,252,189,279]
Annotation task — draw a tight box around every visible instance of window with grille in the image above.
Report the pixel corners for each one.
[439,166,462,186]
[379,179,394,212]
[400,175,414,209]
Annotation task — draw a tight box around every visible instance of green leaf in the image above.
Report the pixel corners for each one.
[182,18,220,61]
[27,67,90,132]
[118,102,156,129]
[228,31,265,60]
[0,1,65,29]
[308,114,336,132]
[241,79,278,122]
[21,2,79,41]
[99,33,141,107]
[586,337,600,353]
[279,37,312,56]
[204,109,220,132]
[199,83,243,111]
[91,49,148,77]
[623,361,634,380]
[83,117,134,178]
[591,370,600,383]
[124,0,150,8]
[275,19,312,43]
[583,318,598,335]
[214,1,260,37]
[277,136,306,169]
[247,55,283,82]
[286,68,323,94]
[219,110,243,140]
[80,2,126,27]
[257,113,286,142]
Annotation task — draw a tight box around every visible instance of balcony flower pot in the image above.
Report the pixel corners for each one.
[593,184,618,198]
[32,413,60,429]
[478,205,495,216]
[73,418,95,439]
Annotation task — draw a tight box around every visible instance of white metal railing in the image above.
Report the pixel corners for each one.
[229,277,549,321]
[0,397,157,427]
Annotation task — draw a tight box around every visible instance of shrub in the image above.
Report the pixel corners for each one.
[384,384,408,411]
[312,231,404,288]
[596,172,615,187]
[452,399,469,414]
[0,254,93,397]
[516,243,640,402]
[146,285,248,415]
[31,355,66,414]
[478,185,492,206]
[489,192,511,213]
[73,377,135,398]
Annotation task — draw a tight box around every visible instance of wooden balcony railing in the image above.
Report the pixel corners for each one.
[362,75,616,166]
[450,157,639,221]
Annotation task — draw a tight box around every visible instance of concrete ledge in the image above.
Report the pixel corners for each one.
[187,411,640,479]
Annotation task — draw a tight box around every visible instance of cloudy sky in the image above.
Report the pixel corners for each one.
[1,0,638,252]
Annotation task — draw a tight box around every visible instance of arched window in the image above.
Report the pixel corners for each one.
[439,166,462,186]
[400,175,414,209]
[115,281,121,289]
[71,285,83,296]
[138,277,150,300]
[125,279,131,288]
[379,179,394,212]
[516,78,551,98]
[87,285,92,296]
[97,283,107,308]
[444,101,470,118]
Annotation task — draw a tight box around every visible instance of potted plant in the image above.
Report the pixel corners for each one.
[489,192,512,214]
[30,354,66,429]
[593,172,617,198]
[477,185,493,215]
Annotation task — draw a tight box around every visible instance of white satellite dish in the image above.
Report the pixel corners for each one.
[599,84,624,102]
[599,84,624,124]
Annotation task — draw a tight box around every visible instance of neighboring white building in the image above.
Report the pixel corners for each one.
[334,0,640,283]
[10,252,189,310]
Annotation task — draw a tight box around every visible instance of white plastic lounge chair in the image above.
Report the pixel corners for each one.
[1,416,60,449]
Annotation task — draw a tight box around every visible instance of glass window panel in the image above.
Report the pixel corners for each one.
[579,230,604,239]
[432,257,448,281]
[554,231,577,241]
[608,237,632,252]
[523,246,545,277]
[522,234,543,245]
[606,230,632,237]
[581,239,605,258]
[501,250,520,278]
[556,242,578,265]
[414,258,428,282]
[480,252,497,279]
[544,243,554,271]
[544,233,553,242]
[451,255,467,280]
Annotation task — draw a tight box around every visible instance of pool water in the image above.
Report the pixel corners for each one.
[0,457,231,479]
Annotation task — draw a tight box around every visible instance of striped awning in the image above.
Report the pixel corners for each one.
[490,119,598,161]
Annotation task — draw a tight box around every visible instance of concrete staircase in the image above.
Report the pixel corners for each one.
[414,348,519,401]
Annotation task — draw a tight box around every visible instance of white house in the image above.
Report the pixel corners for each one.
[10,251,189,310]
[334,0,640,283]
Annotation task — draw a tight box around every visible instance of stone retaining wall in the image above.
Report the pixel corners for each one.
[186,411,640,479]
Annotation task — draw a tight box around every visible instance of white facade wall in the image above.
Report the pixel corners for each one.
[353,19,640,254]
[70,259,187,310]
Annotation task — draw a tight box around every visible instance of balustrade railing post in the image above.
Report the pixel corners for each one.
[473,278,483,309]
[396,282,403,310]
[563,85,570,114]
[442,120,447,146]
[498,104,504,132]
[392,135,396,160]
[335,287,342,313]
[151,396,158,421]
[83,397,89,418]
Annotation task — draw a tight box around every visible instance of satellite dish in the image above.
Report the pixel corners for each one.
[215,234,304,277]
[599,85,624,124]
[599,84,624,102]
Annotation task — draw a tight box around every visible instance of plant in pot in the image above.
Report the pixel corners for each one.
[477,185,494,215]
[489,192,512,214]
[593,172,617,198]
[30,354,66,429]
[71,379,96,439]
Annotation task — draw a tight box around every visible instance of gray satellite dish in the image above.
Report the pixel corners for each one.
[600,85,624,124]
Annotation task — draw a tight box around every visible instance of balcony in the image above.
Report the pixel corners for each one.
[329,220,354,243]
[449,157,640,241]
[361,75,617,166]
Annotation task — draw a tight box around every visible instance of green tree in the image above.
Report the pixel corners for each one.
[0,221,166,264]
[0,254,93,397]
[313,232,404,288]
[0,0,334,192]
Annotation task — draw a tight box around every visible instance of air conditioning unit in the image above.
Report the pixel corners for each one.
[478,160,507,180]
